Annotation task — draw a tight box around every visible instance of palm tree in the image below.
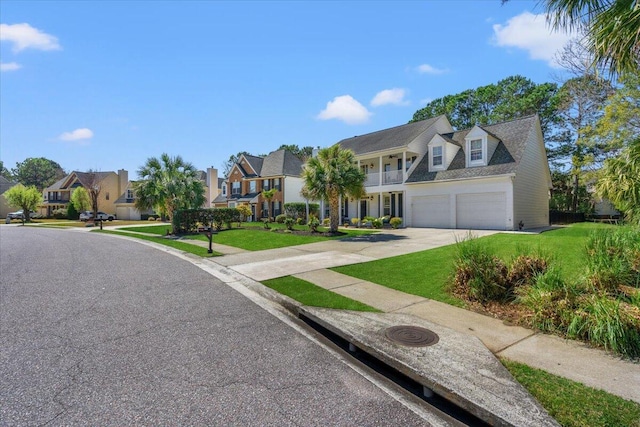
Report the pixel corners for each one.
[261,188,278,222]
[543,0,640,76]
[134,153,205,233]
[301,145,365,233]
[596,138,640,224]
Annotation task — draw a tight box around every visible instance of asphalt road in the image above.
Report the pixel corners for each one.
[0,227,442,426]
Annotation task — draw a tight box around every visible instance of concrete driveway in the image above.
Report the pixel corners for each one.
[218,228,499,281]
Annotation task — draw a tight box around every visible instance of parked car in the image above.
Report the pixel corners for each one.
[79,211,116,221]
[7,210,36,220]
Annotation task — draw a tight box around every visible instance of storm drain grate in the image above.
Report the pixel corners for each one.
[385,325,439,347]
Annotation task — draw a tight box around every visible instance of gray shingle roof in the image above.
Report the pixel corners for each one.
[406,115,537,183]
[0,176,17,195]
[260,150,304,177]
[242,155,263,176]
[337,115,444,155]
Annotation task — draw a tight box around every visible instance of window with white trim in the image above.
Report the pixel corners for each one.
[231,181,241,195]
[432,146,443,166]
[249,180,256,193]
[470,139,483,162]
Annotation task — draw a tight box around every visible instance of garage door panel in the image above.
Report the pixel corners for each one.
[456,192,506,230]
[412,195,450,228]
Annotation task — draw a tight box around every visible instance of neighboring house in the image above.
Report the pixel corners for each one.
[41,170,129,217]
[216,150,305,221]
[114,167,223,220]
[0,176,18,218]
[337,115,552,230]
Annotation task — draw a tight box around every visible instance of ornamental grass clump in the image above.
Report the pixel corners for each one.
[508,254,549,288]
[585,227,640,291]
[453,236,510,302]
[567,294,640,358]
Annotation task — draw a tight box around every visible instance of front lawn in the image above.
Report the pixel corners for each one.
[502,359,640,427]
[331,223,617,306]
[119,223,377,251]
[262,276,380,312]
[95,230,221,257]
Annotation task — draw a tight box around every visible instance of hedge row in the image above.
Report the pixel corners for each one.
[173,208,242,233]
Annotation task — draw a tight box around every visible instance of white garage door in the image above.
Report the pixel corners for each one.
[456,192,507,230]
[412,195,450,228]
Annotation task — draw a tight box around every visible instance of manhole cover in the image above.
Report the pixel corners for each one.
[385,325,439,347]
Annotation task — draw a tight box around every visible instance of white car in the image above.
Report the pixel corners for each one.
[80,211,116,221]
[7,210,36,220]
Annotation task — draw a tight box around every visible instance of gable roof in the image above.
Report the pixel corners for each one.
[0,176,17,195]
[260,149,304,177]
[406,115,538,183]
[241,155,264,176]
[337,115,444,155]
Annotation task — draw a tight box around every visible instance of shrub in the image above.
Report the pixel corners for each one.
[262,218,270,229]
[585,227,640,291]
[390,217,402,229]
[67,203,79,220]
[51,208,68,219]
[275,214,287,224]
[350,217,360,227]
[372,218,383,229]
[453,236,510,302]
[508,255,549,288]
[284,202,319,220]
[517,268,579,333]
[308,216,320,232]
[156,217,162,221]
[284,217,295,231]
[148,216,156,221]
[322,218,330,227]
[296,217,305,226]
[567,294,640,358]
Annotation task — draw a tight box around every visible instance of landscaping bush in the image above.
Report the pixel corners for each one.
[67,203,79,220]
[390,217,402,229]
[508,254,549,288]
[148,216,156,221]
[567,294,640,358]
[322,218,330,227]
[371,218,383,229]
[350,217,360,227]
[284,217,295,231]
[173,208,241,233]
[585,227,640,291]
[284,202,319,220]
[308,216,320,232]
[296,217,305,226]
[453,236,510,302]
[51,208,68,219]
[275,214,287,224]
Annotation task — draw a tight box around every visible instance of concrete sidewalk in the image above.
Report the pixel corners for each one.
[209,227,640,404]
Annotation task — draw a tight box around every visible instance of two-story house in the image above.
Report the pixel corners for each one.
[337,115,552,230]
[41,170,129,217]
[215,150,305,221]
[114,167,224,220]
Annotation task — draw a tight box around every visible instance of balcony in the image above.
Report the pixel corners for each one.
[364,170,403,187]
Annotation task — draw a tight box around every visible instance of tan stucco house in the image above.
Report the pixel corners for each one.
[0,176,19,218]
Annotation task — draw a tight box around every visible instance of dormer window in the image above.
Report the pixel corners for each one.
[433,146,443,166]
[470,139,483,162]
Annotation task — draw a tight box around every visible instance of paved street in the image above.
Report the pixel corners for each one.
[0,227,443,426]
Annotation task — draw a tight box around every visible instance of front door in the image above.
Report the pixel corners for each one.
[360,199,368,219]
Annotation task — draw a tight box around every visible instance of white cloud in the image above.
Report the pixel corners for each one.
[0,23,61,52]
[1,62,21,71]
[317,95,372,125]
[417,64,448,75]
[492,11,577,67]
[58,128,94,141]
[371,88,409,107]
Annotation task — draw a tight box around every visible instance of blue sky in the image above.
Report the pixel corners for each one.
[0,1,575,179]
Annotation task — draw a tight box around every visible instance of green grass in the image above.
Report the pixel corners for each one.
[119,223,376,251]
[332,223,618,306]
[95,230,221,257]
[262,276,380,312]
[502,359,640,427]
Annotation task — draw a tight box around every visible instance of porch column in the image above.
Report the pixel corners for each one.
[379,156,383,186]
[402,151,407,181]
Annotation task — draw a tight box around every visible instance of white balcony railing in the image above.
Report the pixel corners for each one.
[364,170,403,187]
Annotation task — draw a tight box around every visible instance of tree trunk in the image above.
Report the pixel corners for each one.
[571,173,579,213]
[329,194,340,233]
